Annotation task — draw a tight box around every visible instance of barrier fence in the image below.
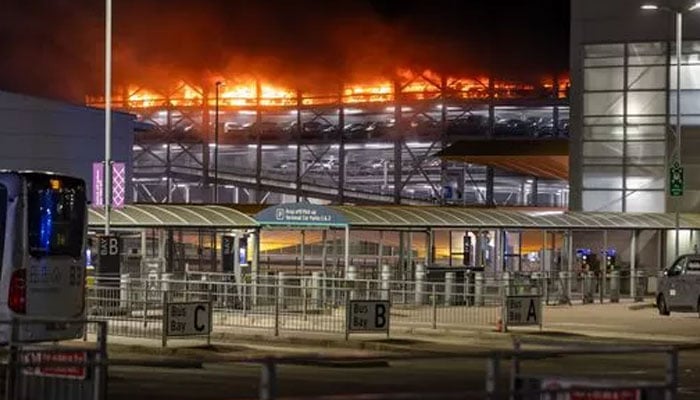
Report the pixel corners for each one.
[86,269,652,343]
[2,318,108,400]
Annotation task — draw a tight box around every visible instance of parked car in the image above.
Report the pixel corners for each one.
[446,115,488,136]
[656,254,700,316]
[245,122,282,140]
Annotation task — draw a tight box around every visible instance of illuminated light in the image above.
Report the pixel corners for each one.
[161,177,168,181]
[406,142,427,148]
[365,143,392,149]
[208,143,217,148]
[640,4,659,10]
[49,179,61,190]
[247,144,258,149]
[690,2,700,11]
[287,145,297,149]
[238,110,257,115]
[384,107,395,113]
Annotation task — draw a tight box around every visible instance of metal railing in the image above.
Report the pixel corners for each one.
[3,318,108,400]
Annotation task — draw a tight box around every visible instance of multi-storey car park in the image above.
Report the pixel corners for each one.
[86,69,570,206]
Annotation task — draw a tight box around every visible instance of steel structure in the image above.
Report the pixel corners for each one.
[86,71,570,205]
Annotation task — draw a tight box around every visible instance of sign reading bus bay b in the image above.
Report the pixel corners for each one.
[97,235,121,275]
[346,300,390,338]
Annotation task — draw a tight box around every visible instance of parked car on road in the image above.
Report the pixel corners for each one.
[657,254,700,317]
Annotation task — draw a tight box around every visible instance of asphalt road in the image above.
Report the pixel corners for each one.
[107,349,700,400]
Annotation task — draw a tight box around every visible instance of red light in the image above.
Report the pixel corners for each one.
[9,269,26,314]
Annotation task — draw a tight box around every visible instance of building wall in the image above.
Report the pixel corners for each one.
[570,0,700,212]
[0,91,135,203]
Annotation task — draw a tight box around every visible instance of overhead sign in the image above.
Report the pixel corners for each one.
[166,302,212,336]
[347,300,390,333]
[97,235,121,275]
[256,203,348,226]
[505,295,542,326]
[670,161,684,197]
[22,351,88,380]
[92,162,126,208]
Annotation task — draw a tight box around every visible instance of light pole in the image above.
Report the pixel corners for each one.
[104,0,112,235]
[214,81,223,203]
[642,1,700,258]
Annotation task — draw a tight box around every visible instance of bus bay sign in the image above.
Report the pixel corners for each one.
[346,300,390,339]
[505,295,542,329]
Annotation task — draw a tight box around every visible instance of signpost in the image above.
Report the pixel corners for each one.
[504,295,542,332]
[670,161,684,197]
[345,300,390,340]
[163,301,212,347]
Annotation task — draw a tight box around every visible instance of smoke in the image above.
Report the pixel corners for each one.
[0,0,569,102]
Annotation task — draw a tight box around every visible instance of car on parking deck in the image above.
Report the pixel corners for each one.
[656,254,700,317]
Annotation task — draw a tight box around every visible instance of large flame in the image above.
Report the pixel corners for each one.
[85,69,569,109]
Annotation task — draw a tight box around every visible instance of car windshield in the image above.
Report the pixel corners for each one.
[27,175,86,258]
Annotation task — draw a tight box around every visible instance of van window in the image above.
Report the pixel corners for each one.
[687,258,700,273]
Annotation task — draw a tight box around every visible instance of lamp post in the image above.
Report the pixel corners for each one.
[214,81,223,203]
[642,1,700,258]
[104,0,112,235]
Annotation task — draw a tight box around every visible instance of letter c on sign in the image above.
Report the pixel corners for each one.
[195,305,206,332]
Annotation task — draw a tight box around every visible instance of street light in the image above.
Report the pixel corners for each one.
[214,81,224,203]
[641,1,700,258]
[104,0,112,235]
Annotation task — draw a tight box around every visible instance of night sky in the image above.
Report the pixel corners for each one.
[0,0,570,103]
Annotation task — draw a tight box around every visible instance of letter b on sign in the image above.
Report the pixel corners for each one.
[375,304,386,328]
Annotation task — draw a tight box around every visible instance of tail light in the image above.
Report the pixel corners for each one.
[9,269,26,314]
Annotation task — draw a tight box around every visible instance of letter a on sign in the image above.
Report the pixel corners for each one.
[526,299,538,322]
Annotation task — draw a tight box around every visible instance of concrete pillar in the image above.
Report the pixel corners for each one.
[347,264,358,300]
[321,230,328,275]
[311,271,322,308]
[414,263,427,304]
[445,272,455,306]
[502,271,511,297]
[377,231,384,270]
[344,226,350,278]
[277,272,287,309]
[609,270,620,303]
[300,230,306,276]
[380,264,391,300]
[474,272,484,306]
[630,230,637,300]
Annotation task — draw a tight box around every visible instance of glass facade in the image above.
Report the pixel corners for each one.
[581,41,700,212]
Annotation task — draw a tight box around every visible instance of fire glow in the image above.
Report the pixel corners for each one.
[86,69,569,109]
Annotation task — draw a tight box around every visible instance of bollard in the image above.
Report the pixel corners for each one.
[277,272,287,310]
[634,270,646,302]
[558,271,571,305]
[444,272,455,306]
[260,361,277,400]
[311,271,322,308]
[414,263,427,305]
[609,270,620,303]
[501,271,511,297]
[251,271,258,307]
[380,264,391,301]
[346,265,358,300]
[582,271,594,304]
[474,272,484,306]
[120,273,130,310]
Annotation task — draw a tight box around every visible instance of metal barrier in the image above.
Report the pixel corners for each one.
[3,318,108,400]
[87,274,518,343]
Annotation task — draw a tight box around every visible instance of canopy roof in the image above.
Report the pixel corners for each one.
[88,204,257,229]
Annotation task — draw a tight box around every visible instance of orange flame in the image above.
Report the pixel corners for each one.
[85,69,569,109]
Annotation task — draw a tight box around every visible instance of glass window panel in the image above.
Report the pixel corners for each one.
[583,126,624,140]
[625,191,665,212]
[628,42,666,57]
[583,190,623,212]
[584,116,624,125]
[627,66,666,90]
[626,125,665,140]
[670,65,700,89]
[583,142,623,164]
[583,166,623,189]
[627,91,665,115]
[628,55,666,66]
[626,166,665,189]
[626,116,667,125]
[584,92,624,116]
[585,44,624,58]
[584,68,624,91]
[669,91,700,116]
[625,142,665,165]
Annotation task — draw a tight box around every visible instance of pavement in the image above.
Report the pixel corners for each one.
[87,300,700,369]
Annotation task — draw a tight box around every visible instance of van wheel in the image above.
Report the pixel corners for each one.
[657,294,670,316]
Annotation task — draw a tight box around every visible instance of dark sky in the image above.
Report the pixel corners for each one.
[0,0,569,103]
